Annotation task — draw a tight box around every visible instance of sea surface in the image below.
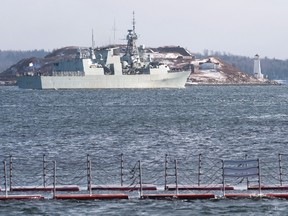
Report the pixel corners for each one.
[0,85,288,215]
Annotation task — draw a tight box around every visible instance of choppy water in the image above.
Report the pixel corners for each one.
[0,85,288,215]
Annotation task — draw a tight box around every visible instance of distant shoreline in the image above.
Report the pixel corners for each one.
[185,82,282,87]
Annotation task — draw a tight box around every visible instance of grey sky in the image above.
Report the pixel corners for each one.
[1,0,287,59]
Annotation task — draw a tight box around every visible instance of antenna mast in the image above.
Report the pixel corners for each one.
[133,11,136,33]
[113,18,117,45]
[92,29,95,49]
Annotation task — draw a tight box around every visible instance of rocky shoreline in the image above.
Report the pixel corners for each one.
[185,82,281,87]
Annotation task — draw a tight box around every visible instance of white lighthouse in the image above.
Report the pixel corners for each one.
[253,54,264,79]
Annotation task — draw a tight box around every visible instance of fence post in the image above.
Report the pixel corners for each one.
[222,160,225,196]
[164,154,168,190]
[120,153,124,186]
[87,154,92,193]
[278,154,283,186]
[175,159,179,195]
[198,154,202,186]
[88,159,92,195]
[258,159,261,195]
[3,160,8,197]
[43,154,46,187]
[53,160,56,199]
[9,155,12,191]
[138,160,143,198]
[87,154,90,189]
[245,154,249,188]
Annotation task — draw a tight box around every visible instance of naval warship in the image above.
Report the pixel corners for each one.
[17,14,190,89]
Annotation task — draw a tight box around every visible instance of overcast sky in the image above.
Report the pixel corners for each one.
[1,0,287,59]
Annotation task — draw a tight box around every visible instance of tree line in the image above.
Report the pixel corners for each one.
[0,50,49,73]
[197,50,288,80]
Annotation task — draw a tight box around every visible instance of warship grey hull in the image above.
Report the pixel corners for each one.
[17,13,192,90]
[17,71,190,89]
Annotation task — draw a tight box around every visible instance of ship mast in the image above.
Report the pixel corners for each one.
[132,11,136,35]
[124,11,140,66]
[92,29,95,49]
[113,18,117,45]
[90,29,96,60]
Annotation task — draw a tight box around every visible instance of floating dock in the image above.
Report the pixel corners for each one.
[141,193,215,200]
[165,184,234,191]
[0,195,44,200]
[54,193,129,200]
[223,193,261,199]
[11,185,80,192]
[91,184,157,191]
[10,185,80,192]
[248,185,288,190]
[265,193,288,199]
